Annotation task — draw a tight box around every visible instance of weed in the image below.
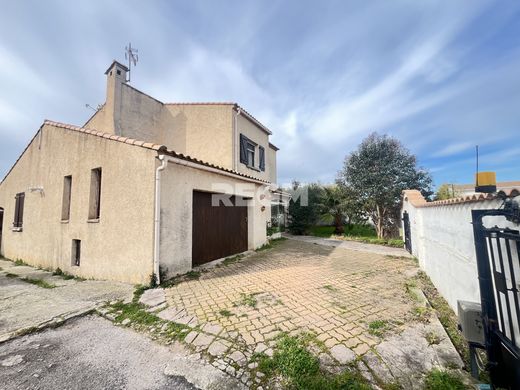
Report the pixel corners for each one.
[368,320,389,337]
[222,254,243,266]
[14,259,27,266]
[425,331,442,345]
[133,284,150,303]
[5,273,18,278]
[412,306,431,322]
[186,270,201,280]
[255,237,287,252]
[53,267,84,281]
[21,277,56,289]
[415,271,470,366]
[0,267,2,271]
[255,334,371,389]
[237,292,259,308]
[53,267,63,276]
[423,369,466,390]
[219,309,233,317]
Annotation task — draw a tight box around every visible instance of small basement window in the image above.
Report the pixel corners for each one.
[61,175,72,221]
[88,168,102,220]
[71,239,81,266]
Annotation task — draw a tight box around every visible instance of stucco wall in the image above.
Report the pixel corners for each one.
[235,114,272,182]
[267,146,277,184]
[158,160,269,278]
[165,104,234,169]
[0,124,157,284]
[402,196,518,311]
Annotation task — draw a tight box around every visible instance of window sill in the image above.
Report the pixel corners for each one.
[11,227,23,232]
[61,220,69,224]
[246,165,261,172]
[87,218,100,223]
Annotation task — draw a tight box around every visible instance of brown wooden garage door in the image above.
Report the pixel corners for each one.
[192,191,248,266]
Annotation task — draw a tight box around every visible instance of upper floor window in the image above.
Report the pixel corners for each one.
[13,192,25,230]
[246,142,255,167]
[239,134,265,171]
[88,168,102,220]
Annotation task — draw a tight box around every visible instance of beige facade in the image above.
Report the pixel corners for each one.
[0,61,280,283]
[0,123,157,283]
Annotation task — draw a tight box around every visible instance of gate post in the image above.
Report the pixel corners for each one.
[471,209,503,385]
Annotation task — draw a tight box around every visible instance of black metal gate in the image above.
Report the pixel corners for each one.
[403,211,412,253]
[472,207,520,389]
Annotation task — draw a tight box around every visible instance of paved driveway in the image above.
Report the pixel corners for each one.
[159,238,463,388]
[0,258,133,342]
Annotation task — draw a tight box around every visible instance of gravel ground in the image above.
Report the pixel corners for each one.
[0,315,199,390]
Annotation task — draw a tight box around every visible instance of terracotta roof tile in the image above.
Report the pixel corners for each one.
[1,119,272,186]
[402,188,519,208]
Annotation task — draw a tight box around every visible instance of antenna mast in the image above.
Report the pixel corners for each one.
[125,43,139,83]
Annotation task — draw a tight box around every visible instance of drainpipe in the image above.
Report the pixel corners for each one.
[153,155,168,285]
[233,106,241,171]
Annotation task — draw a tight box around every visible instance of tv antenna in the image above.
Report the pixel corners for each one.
[125,42,139,82]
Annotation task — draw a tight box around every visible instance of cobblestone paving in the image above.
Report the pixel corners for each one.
[160,239,423,386]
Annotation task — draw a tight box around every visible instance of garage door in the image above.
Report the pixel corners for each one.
[192,191,248,266]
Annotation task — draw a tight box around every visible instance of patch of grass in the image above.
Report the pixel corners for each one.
[237,292,259,308]
[222,254,243,266]
[309,225,404,248]
[255,334,371,390]
[186,270,201,280]
[52,267,85,281]
[13,259,28,266]
[0,267,3,271]
[21,277,56,289]
[423,369,466,390]
[219,309,233,317]
[256,237,288,252]
[412,306,431,322]
[368,320,389,337]
[5,272,18,278]
[415,271,470,366]
[133,284,150,303]
[106,289,190,342]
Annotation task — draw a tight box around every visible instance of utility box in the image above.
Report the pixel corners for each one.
[458,300,485,346]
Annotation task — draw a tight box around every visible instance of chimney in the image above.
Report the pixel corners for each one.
[104,61,129,135]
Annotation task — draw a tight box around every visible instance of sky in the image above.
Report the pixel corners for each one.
[1,0,519,188]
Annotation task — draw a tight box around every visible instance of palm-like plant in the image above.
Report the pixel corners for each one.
[319,185,349,235]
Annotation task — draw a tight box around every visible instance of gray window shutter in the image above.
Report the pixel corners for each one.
[259,146,265,171]
[239,134,247,164]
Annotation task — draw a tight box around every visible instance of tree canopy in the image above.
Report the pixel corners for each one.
[337,132,432,238]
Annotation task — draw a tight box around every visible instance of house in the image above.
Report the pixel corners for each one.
[0,61,286,284]
[448,181,520,197]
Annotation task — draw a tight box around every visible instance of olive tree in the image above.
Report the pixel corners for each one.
[338,133,432,239]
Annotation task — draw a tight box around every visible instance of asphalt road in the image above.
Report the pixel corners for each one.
[0,315,199,390]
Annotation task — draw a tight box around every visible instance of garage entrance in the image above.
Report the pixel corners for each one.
[192,191,248,267]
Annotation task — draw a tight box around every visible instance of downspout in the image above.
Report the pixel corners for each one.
[233,106,241,171]
[154,155,168,285]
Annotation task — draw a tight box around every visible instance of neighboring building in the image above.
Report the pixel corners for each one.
[451,181,520,197]
[0,61,286,284]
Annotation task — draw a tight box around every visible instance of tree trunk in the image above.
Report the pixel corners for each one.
[333,213,344,235]
[375,205,383,239]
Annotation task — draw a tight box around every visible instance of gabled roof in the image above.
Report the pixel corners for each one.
[1,120,272,186]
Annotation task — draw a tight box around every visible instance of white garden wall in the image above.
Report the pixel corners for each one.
[402,190,519,312]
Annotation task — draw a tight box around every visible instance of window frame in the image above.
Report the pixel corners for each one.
[12,192,25,231]
[61,175,72,221]
[88,168,102,221]
[246,141,256,168]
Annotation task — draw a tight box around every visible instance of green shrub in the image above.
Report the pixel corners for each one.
[423,369,466,390]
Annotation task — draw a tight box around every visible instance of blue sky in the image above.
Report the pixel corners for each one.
[1,1,519,188]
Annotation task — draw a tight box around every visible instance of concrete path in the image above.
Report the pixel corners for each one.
[284,233,412,257]
[0,258,133,342]
[0,315,200,390]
